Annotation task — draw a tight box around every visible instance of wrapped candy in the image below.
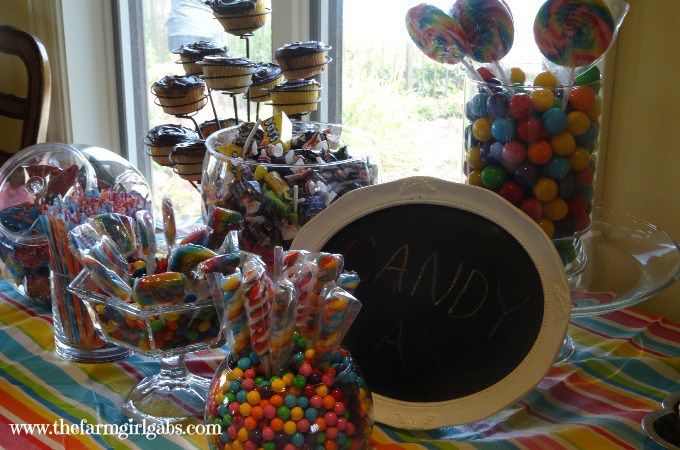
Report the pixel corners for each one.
[207,270,251,359]
[167,244,216,275]
[314,283,362,363]
[79,255,132,302]
[88,213,138,257]
[134,210,156,275]
[133,272,186,307]
[269,276,296,374]
[242,257,276,376]
[161,196,177,250]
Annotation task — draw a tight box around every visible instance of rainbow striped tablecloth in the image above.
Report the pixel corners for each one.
[0,280,677,450]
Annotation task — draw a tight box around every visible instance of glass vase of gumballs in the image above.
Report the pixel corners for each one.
[463,66,601,272]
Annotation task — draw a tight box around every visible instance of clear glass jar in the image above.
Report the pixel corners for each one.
[205,347,373,450]
[203,122,379,262]
[462,76,601,245]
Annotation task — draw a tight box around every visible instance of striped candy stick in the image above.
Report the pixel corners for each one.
[314,283,362,364]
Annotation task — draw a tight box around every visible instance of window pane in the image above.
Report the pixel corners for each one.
[341,0,551,183]
[141,0,272,226]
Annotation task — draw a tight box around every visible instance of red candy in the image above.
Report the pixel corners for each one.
[527,141,553,165]
[499,181,525,206]
[508,94,534,120]
[576,168,594,186]
[520,197,544,221]
[477,67,495,81]
[567,196,587,217]
[516,118,543,144]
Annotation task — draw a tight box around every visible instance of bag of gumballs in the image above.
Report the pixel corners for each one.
[202,112,379,264]
[458,0,628,269]
[204,248,373,450]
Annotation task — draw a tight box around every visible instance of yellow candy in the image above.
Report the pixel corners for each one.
[544,198,568,221]
[260,111,293,151]
[283,420,297,435]
[533,71,558,89]
[271,378,286,392]
[239,402,252,417]
[198,319,211,333]
[282,373,295,386]
[467,170,483,187]
[569,148,591,171]
[533,178,558,202]
[232,367,244,379]
[551,132,576,156]
[247,390,261,405]
[510,67,526,84]
[237,427,249,442]
[537,218,555,238]
[465,146,484,170]
[472,117,492,141]
[165,312,181,321]
[315,385,329,397]
[95,304,106,314]
[586,98,601,122]
[222,274,241,291]
[530,89,555,112]
[218,143,244,158]
[291,406,304,421]
[567,111,590,136]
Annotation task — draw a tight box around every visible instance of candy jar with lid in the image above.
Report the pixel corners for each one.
[205,250,373,449]
[0,143,97,305]
[202,114,379,264]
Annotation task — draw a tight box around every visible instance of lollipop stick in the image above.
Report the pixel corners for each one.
[461,59,493,94]
[562,67,576,111]
[492,61,514,95]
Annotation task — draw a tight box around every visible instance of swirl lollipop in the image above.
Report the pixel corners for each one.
[534,0,615,68]
[450,0,514,85]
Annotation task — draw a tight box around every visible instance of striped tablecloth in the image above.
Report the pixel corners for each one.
[0,280,677,449]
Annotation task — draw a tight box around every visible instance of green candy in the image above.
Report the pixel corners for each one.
[574,66,601,85]
[276,405,290,420]
[481,165,506,190]
[293,375,307,388]
[186,329,199,340]
[150,319,164,332]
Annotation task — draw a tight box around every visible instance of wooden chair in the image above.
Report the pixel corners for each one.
[0,25,51,166]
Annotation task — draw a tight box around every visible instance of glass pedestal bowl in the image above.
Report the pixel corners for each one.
[555,208,680,361]
[69,269,227,424]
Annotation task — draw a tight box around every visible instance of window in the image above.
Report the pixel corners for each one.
[118,0,590,221]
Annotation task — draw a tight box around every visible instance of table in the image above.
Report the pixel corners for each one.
[0,281,677,449]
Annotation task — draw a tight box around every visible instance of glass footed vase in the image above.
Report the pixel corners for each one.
[69,269,227,424]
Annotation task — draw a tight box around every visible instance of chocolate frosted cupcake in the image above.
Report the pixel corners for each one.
[198,118,241,139]
[152,75,206,115]
[248,63,284,102]
[145,124,199,166]
[170,139,206,182]
[172,41,228,75]
[198,56,257,92]
[269,78,321,115]
[206,0,267,36]
[275,41,331,79]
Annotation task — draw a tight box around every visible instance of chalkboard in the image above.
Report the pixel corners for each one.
[292,176,571,429]
[323,204,543,402]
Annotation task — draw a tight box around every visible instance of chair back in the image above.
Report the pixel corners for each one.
[0,25,51,163]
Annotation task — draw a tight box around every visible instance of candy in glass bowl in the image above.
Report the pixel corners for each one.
[202,114,378,263]
[67,202,243,424]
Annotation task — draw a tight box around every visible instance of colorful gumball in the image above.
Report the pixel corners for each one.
[486,93,509,118]
[517,118,543,144]
[466,146,484,169]
[510,67,525,84]
[527,140,552,165]
[502,141,526,165]
[569,147,591,171]
[481,165,507,190]
[568,85,596,111]
[467,170,483,186]
[567,196,587,217]
[514,162,539,187]
[472,117,493,141]
[542,156,571,180]
[576,168,594,186]
[489,142,504,162]
[575,122,599,146]
[491,118,515,142]
[551,131,576,156]
[536,217,555,238]
[520,197,543,221]
[530,89,555,112]
[567,111,590,136]
[533,71,558,89]
[544,198,569,221]
[541,108,568,134]
[533,177,558,202]
[499,181,524,206]
[471,93,489,116]
[508,94,533,120]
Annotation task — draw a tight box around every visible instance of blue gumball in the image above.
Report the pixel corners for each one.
[465,101,478,121]
[514,162,539,187]
[489,142,504,162]
[471,93,489,117]
[575,122,599,146]
[542,156,571,180]
[541,108,568,134]
[486,93,509,118]
[491,118,515,142]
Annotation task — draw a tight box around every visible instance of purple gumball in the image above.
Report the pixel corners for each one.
[514,162,539,187]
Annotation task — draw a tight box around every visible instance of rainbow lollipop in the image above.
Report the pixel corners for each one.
[450,0,514,84]
[161,196,177,252]
[534,0,615,68]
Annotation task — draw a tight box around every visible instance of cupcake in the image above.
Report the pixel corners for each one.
[198,118,241,139]
[269,79,321,115]
[145,124,199,166]
[170,140,206,182]
[274,41,331,79]
[206,0,267,36]
[172,41,228,75]
[152,75,206,115]
[198,56,257,93]
[248,63,284,102]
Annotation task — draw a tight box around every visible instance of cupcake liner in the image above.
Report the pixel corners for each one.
[173,163,204,181]
[153,86,207,115]
[145,145,174,166]
[177,60,202,76]
[277,53,329,80]
[213,3,268,36]
[270,89,320,107]
[170,152,205,165]
[200,64,255,92]
[248,75,284,102]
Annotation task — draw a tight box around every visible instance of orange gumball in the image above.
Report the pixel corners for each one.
[527,140,553,165]
[569,85,596,112]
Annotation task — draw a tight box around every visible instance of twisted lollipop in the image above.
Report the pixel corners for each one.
[405,4,486,85]
[161,196,177,252]
[314,283,362,363]
[209,270,251,359]
[298,253,343,341]
[534,0,615,68]
[243,259,275,375]
[135,210,156,275]
[269,278,297,374]
[450,0,514,85]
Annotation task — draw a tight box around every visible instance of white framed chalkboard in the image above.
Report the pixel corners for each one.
[292,176,571,430]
